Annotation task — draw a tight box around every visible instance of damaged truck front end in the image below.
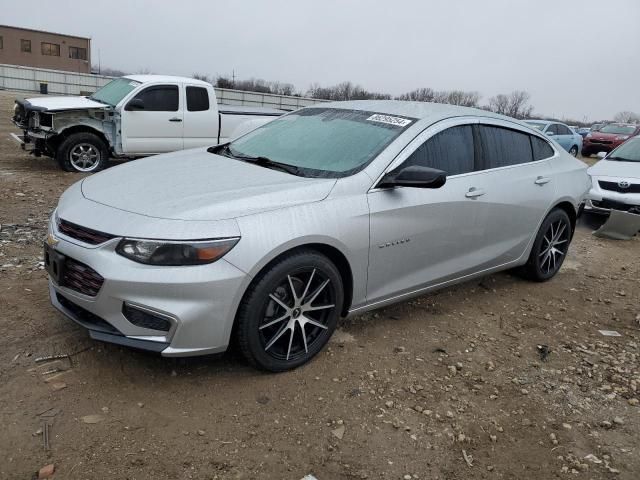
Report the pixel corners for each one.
[12,98,118,172]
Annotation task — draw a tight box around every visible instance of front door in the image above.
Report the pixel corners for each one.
[367,123,489,304]
[121,84,184,154]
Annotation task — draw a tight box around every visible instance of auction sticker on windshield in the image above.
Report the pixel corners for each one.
[366,114,413,127]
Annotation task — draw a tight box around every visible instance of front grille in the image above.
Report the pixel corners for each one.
[590,139,612,145]
[58,218,116,245]
[599,181,640,194]
[56,293,120,334]
[62,257,104,297]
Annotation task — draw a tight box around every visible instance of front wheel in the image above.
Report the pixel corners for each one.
[236,250,344,372]
[569,145,578,157]
[57,132,110,173]
[519,209,572,282]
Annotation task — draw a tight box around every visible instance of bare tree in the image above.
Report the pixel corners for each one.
[613,111,640,123]
[93,66,128,77]
[306,81,390,101]
[396,88,479,107]
[487,91,534,119]
[396,88,437,102]
[192,73,211,83]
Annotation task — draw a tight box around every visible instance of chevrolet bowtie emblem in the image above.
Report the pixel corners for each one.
[46,233,59,246]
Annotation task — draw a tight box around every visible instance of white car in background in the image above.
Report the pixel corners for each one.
[585,136,640,214]
[12,75,283,173]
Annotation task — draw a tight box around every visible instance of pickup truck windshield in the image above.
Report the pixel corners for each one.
[227,108,415,178]
[90,78,142,106]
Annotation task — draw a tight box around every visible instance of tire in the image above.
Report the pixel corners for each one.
[569,145,578,157]
[56,132,109,173]
[236,250,344,372]
[519,209,572,282]
[581,148,592,157]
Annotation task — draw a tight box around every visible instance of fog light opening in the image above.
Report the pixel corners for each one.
[122,304,172,332]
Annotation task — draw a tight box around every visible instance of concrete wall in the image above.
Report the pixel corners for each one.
[0,25,90,74]
[0,64,328,110]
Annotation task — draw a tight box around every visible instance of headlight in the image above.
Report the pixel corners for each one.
[615,135,629,141]
[116,238,239,266]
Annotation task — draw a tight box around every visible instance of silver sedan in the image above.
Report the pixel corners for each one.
[46,101,589,371]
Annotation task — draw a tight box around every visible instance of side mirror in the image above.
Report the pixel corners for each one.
[377,165,447,189]
[125,98,145,111]
[596,151,607,159]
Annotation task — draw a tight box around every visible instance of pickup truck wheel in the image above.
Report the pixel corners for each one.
[57,133,109,173]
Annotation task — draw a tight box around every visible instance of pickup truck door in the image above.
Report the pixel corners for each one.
[121,83,183,154]
[183,85,220,149]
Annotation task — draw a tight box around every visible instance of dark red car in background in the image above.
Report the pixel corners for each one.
[582,123,640,156]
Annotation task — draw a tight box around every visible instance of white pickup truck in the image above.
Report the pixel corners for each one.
[11,75,283,172]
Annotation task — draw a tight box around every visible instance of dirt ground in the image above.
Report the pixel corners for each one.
[0,90,638,480]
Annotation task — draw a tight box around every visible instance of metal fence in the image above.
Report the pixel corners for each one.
[0,63,327,110]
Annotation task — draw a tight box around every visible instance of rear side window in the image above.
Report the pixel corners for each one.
[133,85,179,111]
[556,124,571,135]
[186,86,210,112]
[531,136,555,160]
[547,124,559,135]
[478,125,533,169]
[404,125,474,176]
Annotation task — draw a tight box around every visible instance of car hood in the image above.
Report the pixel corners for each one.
[23,95,108,111]
[588,132,622,141]
[588,159,640,179]
[80,148,337,221]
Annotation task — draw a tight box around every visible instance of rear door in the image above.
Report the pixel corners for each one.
[183,85,220,149]
[121,83,183,154]
[552,123,572,151]
[473,122,557,264]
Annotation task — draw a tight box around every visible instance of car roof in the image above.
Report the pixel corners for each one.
[124,74,210,86]
[317,100,517,124]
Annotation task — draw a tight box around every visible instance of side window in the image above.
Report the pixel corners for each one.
[546,124,559,135]
[531,136,555,160]
[556,124,571,135]
[478,125,533,169]
[186,86,210,112]
[133,85,179,112]
[404,125,474,176]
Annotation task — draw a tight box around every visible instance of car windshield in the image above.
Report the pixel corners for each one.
[525,122,546,131]
[89,78,141,106]
[600,124,636,135]
[225,108,415,178]
[608,138,640,162]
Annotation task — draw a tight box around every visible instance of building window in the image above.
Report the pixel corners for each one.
[41,42,60,56]
[69,46,87,60]
[0,36,3,49]
[21,39,31,53]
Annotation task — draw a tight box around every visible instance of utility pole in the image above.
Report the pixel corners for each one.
[232,69,236,88]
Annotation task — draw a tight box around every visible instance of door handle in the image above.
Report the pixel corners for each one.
[465,187,486,198]
[169,118,183,122]
[535,176,551,185]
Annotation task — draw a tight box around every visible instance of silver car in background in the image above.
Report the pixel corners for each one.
[46,101,589,371]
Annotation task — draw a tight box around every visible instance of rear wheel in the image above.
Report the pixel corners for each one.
[520,209,572,282]
[569,145,578,157]
[57,132,109,173]
[236,250,344,372]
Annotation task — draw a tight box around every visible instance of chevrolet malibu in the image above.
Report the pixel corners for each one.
[46,101,589,371]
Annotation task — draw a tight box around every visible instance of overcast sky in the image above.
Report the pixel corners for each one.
[4,0,639,120]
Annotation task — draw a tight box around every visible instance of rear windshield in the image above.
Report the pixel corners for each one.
[227,108,416,177]
[600,124,636,135]
[90,78,141,106]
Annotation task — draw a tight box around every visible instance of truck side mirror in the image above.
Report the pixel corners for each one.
[125,98,145,111]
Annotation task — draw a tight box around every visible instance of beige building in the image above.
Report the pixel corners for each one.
[0,25,91,73]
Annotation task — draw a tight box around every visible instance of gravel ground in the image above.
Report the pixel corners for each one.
[0,90,639,480]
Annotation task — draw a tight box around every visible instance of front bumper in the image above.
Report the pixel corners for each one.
[582,140,619,153]
[585,180,640,215]
[47,232,248,357]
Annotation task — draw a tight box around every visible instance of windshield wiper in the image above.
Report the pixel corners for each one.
[209,144,303,176]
